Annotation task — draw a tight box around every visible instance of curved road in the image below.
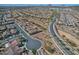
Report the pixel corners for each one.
[15,21,42,50]
[49,15,76,55]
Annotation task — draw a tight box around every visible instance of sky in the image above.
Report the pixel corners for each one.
[0,4,79,6]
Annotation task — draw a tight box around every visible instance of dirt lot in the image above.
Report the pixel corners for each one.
[58,30,79,47]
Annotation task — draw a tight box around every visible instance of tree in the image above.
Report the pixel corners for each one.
[62,35,65,37]
[47,47,55,53]
[32,49,37,55]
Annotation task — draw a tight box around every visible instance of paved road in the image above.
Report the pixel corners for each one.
[15,21,42,50]
[0,36,16,47]
[49,15,75,55]
[0,11,43,55]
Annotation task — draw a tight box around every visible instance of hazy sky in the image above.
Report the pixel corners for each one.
[0,4,79,6]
